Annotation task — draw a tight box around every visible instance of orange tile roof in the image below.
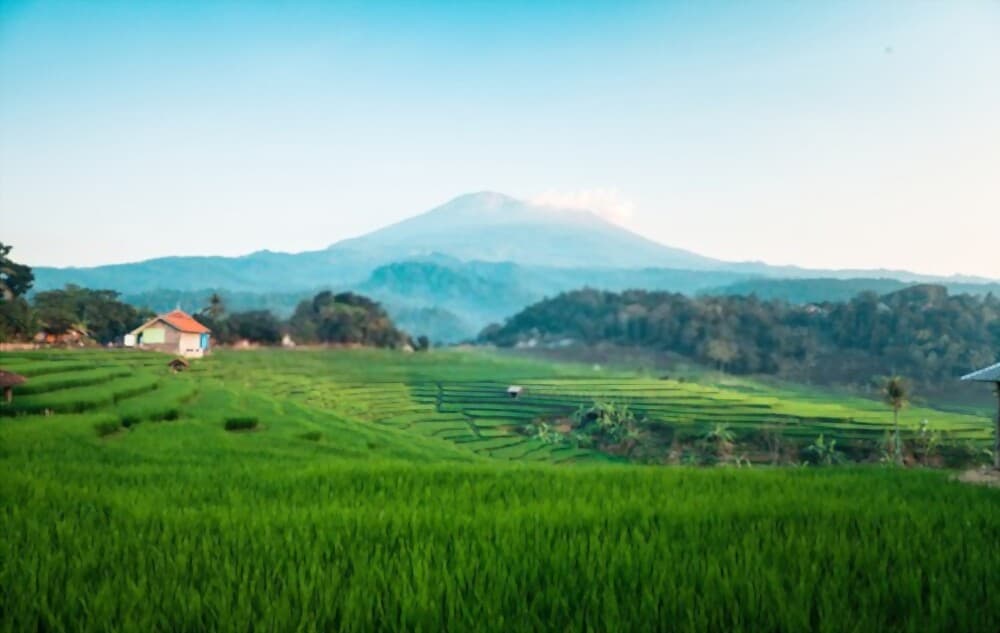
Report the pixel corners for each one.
[160,310,211,334]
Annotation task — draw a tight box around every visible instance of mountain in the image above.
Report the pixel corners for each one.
[33,192,728,293]
[34,191,995,294]
[330,192,722,269]
[29,191,1000,343]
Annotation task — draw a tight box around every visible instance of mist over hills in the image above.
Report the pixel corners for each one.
[32,192,1000,341]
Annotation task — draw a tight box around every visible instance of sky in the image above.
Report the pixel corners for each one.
[1,1,999,277]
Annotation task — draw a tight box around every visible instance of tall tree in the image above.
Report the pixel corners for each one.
[884,376,909,465]
[0,243,34,301]
[0,244,37,341]
[204,293,226,320]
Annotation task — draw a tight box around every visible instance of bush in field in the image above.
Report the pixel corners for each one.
[120,415,141,428]
[224,417,259,431]
[93,420,121,437]
[571,400,647,455]
[701,423,735,461]
[913,420,942,466]
[803,434,845,466]
[299,431,322,442]
[939,441,993,469]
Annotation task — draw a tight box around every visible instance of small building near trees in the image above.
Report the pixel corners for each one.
[33,326,90,347]
[126,310,211,358]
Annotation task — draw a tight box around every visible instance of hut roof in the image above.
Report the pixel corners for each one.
[0,370,27,388]
[132,310,210,335]
[961,362,1000,383]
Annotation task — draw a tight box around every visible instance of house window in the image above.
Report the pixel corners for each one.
[142,327,166,344]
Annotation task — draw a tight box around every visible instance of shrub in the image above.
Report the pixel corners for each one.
[224,417,259,432]
[299,431,322,442]
[940,442,992,469]
[120,415,141,428]
[94,421,121,437]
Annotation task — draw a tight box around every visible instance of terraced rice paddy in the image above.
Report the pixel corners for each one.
[2,349,998,631]
[0,348,991,461]
[200,349,992,462]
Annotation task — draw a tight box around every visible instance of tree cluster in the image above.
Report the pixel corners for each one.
[1,245,420,350]
[200,290,421,349]
[1,244,152,344]
[479,286,1000,387]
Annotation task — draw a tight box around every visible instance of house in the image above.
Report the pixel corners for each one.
[126,310,211,358]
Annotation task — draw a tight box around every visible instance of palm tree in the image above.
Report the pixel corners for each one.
[204,293,225,320]
[884,376,908,465]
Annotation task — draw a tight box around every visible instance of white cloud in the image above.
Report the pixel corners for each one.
[531,188,635,225]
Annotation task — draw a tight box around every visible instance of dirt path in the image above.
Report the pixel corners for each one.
[955,468,1000,488]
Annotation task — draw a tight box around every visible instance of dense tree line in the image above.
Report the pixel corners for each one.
[1,245,420,350]
[479,286,1000,387]
[2,244,152,344]
[200,291,422,349]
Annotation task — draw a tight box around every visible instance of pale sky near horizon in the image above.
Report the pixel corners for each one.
[1,1,999,277]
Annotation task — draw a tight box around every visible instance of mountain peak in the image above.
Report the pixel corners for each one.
[446,191,518,207]
[330,191,719,269]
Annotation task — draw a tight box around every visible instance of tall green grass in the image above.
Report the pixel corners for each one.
[2,463,998,632]
[1,349,998,631]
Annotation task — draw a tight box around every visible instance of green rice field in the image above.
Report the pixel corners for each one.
[2,348,999,631]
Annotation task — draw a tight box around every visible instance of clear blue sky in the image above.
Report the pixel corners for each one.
[2,1,999,277]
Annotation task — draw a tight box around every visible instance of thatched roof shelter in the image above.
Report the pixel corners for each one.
[962,362,1000,469]
[0,370,27,403]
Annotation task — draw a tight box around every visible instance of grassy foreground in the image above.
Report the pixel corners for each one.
[1,349,999,631]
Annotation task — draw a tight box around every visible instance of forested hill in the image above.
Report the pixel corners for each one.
[707,277,1000,304]
[479,285,1000,388]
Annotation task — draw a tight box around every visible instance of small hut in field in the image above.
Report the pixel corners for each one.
[507,385,524,399]
[0,370,27,403]
[961,361,1000,470]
